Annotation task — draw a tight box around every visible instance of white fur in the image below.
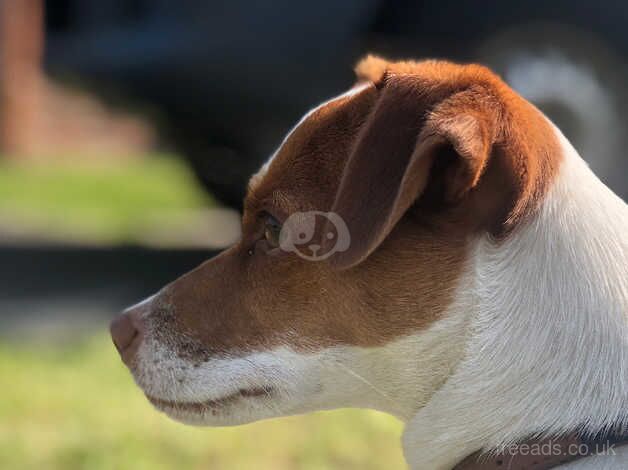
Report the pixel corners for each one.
[135,336,323,425]
[134,303,468,426]
[402,125,628,468]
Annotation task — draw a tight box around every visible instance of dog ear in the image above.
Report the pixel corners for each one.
[327,73,500,270]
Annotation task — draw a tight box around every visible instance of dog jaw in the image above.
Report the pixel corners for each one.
[128,328,321,426]
[127,299,470,426]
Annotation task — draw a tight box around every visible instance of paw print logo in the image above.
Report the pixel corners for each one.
[279,211,350,261]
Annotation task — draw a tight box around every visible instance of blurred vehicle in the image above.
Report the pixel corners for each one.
[45,0,628,206]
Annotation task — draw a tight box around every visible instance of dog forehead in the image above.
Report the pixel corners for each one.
[245,84,378,214]
[245,59,500,214]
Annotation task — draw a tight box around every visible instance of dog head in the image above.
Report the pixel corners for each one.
[111,56,559,425]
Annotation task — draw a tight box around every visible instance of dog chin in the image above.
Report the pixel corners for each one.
[131,338,325,426]
[146,391,285,427]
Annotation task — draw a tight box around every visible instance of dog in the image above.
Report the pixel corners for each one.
[111,56,628,469]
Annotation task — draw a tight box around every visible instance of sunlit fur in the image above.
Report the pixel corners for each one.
[402,125,628,469]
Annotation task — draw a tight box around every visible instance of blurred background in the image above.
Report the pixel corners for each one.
[1,1,626,469]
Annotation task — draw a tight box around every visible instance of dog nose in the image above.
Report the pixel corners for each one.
[110,305,146,365]
[110,313,138,353]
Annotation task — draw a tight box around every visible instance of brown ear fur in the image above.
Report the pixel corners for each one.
[328,62,502,270]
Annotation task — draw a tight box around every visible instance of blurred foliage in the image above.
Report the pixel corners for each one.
[0,156,213,244]
[0,334,405,470]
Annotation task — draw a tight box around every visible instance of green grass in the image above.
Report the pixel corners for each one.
[0,156,213,243]
[0,334,405,470]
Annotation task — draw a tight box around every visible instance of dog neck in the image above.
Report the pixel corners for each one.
[400,126,628,469]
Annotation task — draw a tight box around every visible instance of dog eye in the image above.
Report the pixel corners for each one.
[263,214,282,248]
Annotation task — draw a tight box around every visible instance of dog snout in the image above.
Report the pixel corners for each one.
[110,301,148,366]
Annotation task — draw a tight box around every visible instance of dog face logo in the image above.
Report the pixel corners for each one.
[279,211,350,261]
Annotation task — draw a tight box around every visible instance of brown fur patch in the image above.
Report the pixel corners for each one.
[353,55,561,235]
[139,56,561,358]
